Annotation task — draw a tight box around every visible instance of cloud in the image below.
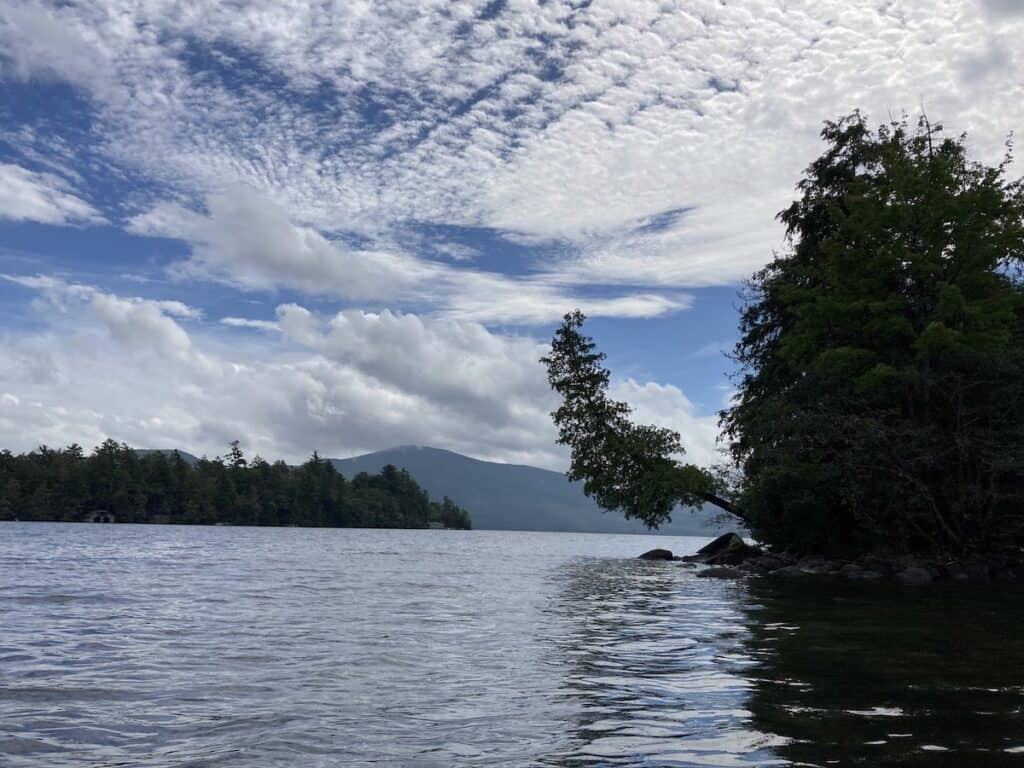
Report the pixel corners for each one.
[979,0,1024,17]
[2,273,201,329]
[0,163,101,225]
[611,379,724,469]
[5,0,1021,300]
[0,279,722,471]
[131,187,430,300]
[220,316,280,332]
[130,186,691,323]
[0,1,114,96]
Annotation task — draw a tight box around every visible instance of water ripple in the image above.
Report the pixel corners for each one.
[2,523,1023,766]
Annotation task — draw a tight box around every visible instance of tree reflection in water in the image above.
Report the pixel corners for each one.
[539,558,785,767]
[742,577,1024,766]
[539,559,1024,767]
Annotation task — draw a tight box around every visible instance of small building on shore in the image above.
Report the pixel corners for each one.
[85,510,116,523]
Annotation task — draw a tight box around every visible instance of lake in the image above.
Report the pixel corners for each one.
[2,523,1023,766]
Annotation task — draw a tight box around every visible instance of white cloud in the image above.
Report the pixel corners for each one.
[220,316,280,332]
[0,279,721,471]
[130,186,690,323]
[611,379,724,469]
[0,163,101,225]
[4,0,1021,299]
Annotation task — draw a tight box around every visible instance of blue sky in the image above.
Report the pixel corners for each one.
[0,0,1022,468]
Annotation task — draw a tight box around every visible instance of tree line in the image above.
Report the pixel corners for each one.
[0,439,472,530]
[544,113,1024,558]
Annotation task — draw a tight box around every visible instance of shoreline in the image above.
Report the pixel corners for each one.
[641,533,1024,585]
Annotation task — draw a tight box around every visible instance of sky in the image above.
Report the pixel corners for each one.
[0,0,1022,470]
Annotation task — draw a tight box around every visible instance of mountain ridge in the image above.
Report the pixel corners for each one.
[329,445,734,536]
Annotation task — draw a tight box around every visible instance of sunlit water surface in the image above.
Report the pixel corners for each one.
[2,523,1023,766]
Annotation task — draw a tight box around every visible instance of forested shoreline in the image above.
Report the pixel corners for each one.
[0,440,471,530]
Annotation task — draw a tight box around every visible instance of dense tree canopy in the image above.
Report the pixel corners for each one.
[546,113,1024,557]
[0,440,471,530]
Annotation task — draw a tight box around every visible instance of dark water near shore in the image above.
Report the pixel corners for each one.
[2,523,1023,767]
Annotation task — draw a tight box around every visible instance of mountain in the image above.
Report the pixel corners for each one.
[329,445,736,536]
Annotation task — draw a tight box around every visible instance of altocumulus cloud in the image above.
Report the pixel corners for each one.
[3,0,1022,288]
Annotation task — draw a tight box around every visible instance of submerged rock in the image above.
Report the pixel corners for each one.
[770,565,808,578]
[696,566,745,579]
[638,548,674,561]
[898,567,933,585]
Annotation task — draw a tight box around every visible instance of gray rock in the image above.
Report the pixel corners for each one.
[849,570,883,581]
[964,562,991,583]
[706,549,754,566]
[697,532,746,557]
[770,565,808,578]
[638,548,674,561]
[696,566,745,579]
[899,566,933,585]
[753,556,787,571]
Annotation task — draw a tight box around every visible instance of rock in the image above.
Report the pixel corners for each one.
[638,548,674,561]
[706,549,754,566]
[770,565,808,578]
[738,559,770,574]
[678,561,698,568]
[847,570,883,581]
[898,566,933,585]
[798,555,828,568]
[697,532,747,557]
[752,555,787,572]
[696,566,745,579]
[964,562,991,583]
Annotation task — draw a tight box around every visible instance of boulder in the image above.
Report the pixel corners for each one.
[898,567,933,585]
[964,562,991,583]
[706,549,753,566]
[697,532,747,557]
[696,566,745,579]
[752,555,787,572]
[638,548,674,561]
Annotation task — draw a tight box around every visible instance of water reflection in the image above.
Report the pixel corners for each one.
[541,560,1024,767]
[742,578,1024,766]
[541,559,784,766]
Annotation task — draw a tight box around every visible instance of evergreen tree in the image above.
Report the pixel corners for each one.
[544,113,1024,557]
[724,114,1024,556]
[0,442,471,530]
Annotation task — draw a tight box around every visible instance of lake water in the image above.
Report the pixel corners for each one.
[2,523,1023,767]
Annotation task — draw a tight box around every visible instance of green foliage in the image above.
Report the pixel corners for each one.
[543,113,1024,558]
[723,113,1024,556]
[541,310,737,528]
[0,441,471,530]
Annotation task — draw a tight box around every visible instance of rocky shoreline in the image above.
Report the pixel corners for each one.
[639,533,1024,585]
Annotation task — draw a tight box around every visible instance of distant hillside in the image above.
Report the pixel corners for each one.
[135,449,200,465]
[329,445,736,536]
